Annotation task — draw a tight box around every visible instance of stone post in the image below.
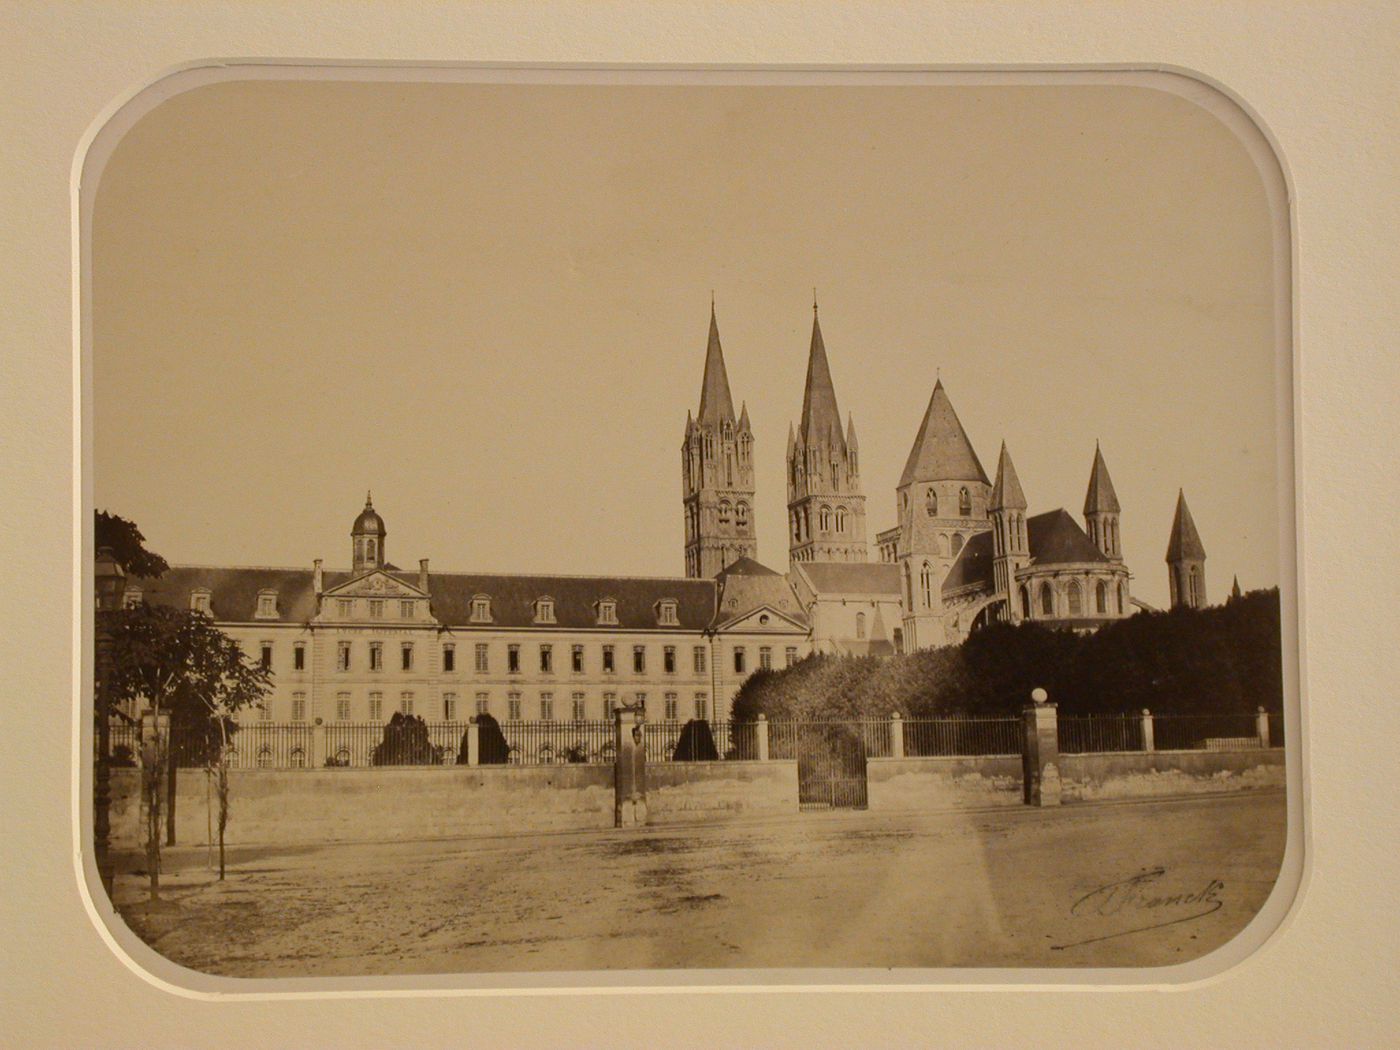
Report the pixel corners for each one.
[755,713,769,762]
[1141,708,1154,752]
[890,711,905,759]
[1256,706,1271,748]
[1021,688,1061,807]
[614,704,648,827]
[466,719,480,766]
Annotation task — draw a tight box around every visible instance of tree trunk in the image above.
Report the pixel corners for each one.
[165,750,177,846]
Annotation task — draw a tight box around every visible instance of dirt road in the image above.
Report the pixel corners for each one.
[113,791,1287,977]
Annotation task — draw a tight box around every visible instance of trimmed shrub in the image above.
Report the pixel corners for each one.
[371,712,436,766]
[672,719,719,761]
[457,712,511,765]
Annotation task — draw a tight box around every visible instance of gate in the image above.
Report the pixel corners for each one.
[794,724,869,811]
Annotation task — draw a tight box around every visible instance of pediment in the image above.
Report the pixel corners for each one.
[322,570,427,599]
[713,604,808,634]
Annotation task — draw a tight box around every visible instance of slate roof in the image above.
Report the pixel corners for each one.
[941,509,1111,594]
[899,380,990,488]
[712,557,808,629]
[696,305,736,426]
[131,565,720,631]
[800,561,901,596]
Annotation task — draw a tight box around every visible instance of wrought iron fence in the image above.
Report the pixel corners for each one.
[1150,713,1264,751]
[1057,714,1145,754]
[903,717,1020,756]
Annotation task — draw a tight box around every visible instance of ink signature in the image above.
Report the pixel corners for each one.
[1051,867,1224,950]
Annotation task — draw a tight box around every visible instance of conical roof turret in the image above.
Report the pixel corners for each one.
[899,380,990,488]
[696,303,736,426]
[1166,489,1207,561]
[799,304,845,454]
[990,442,1029,511]
[1084,442,1122,515]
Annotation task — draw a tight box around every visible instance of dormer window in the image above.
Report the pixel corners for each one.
[596,599,618,626]
[533,597,556,624]
[255,590,278,619]
[470,596,492,623]
[190,588,212,615]
[656,599,679,626]
[122,588,143,609]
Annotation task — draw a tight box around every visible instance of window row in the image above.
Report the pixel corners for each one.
[467,595,680,627]
[255,690,713,724]
[1020,578,1129,619]
[729,645,799,675]
[790,503,853,543]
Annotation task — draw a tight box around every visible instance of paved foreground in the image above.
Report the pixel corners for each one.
[113,791,1287,977]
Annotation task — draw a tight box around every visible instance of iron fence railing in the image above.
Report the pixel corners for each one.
[100,710,1284,771]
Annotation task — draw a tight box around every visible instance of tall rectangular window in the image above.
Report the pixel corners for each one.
[733,647,746,674]
[507,692,522,721]
[603,693,617,718]
[664,646,676,674]
[260,642,273,670]
[337,641,351,671]
[759,646,772,670]
[258,701,272,722]
[571,692,586,721]
[695,693,709,720]
[369,642,383,671]
[471,597,491,622]
[443,693,457,721]
[508,645,521,673]
[540,644,553,674]
[602,645,615,673]
[337,599,352,617]
[540,693,554,722]
[335,692,351,722]
[293,642,306,671]
[785,646,798,666]
[291,692,307,722]
[400,600,415,619]
[664,692,678,721]
[693,646,707,674]
[401,643,414,671]
[635,692,647,713]
[572,644,585,673]
[369,599,384,619]
[474,643,489,672]
[368,692,383,721]
[442,643,455,673]
[633,646,646,674]
[400,691,414,716]
[475,692,490,716]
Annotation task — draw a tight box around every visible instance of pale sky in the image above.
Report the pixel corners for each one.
[93,79,1281,610]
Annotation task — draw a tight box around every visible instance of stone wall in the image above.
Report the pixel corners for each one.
[867,756,1024,811]
[110,759,800,847]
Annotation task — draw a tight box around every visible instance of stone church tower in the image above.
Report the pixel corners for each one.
[682,305,756,578]
[1084,442,1123,562]
[1166,488,1207,608]
[990,442,1030,623]
[787,303,869,565]
[894,380,993,649]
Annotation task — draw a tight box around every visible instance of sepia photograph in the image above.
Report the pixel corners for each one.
[83,67,1297,983]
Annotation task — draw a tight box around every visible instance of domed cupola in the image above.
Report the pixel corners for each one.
[351,491,386,573]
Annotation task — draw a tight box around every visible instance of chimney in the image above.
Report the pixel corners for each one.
[313,558,323,594]
[418,558,429,593]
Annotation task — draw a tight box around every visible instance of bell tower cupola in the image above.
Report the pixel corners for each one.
[352,492,386,574]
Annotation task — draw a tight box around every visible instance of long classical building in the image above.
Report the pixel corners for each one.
[128,300,1210,728]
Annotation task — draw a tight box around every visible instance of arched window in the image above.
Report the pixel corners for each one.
[819,505,832,531]
[938,533,950,558]
[926,489,938,516]
[959,486,972,516]
[855,612,867,639]
[1067,581,1083,616]
[718,500,731,525]
[1189,566,1202,606]
[735,501,749,528]
[904,564,914,607]
[920,562,933,608]
[366,538,377,561]
[835,505,847,532]
[1040,583,1055,616]
[951,533,964,557]
[791,512,801,542]
[1020,585,1032,620]
[1096,580,1108,614]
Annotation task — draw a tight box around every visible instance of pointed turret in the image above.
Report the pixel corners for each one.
[1166,489,1207,608]
[1231,575,1242,601]
[1084,442,1122,515]
[846,413,859,452]
[899,380,990,488]
[786,421,798,457]
[799,306,844,453]
[1083,442,1123,560]
[990,442,1029,511]
[697,304,736,426]
[738,401,751,432]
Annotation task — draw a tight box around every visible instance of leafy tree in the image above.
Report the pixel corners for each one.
[105,602,272,879]
[95,510,169,579]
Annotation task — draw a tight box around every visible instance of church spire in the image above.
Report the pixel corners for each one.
[990,442,1028,511]
[899,379,990,488]
[696,302,736,425]
[799,305,844,453]
[1083,441,1122,514]
[1166,489,1206,562]
[1166,489,1207,609]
